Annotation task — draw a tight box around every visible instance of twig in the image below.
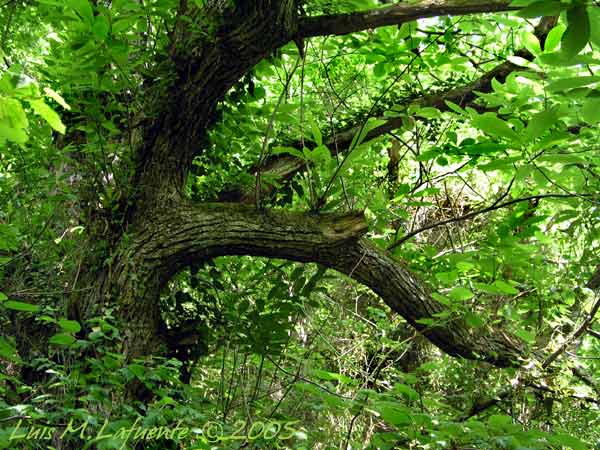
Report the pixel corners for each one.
[255,56,301,209]
[388,193,586,251]
[542,293,600,369]
[317,19,462,208]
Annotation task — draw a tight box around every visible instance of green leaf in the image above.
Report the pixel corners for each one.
[0,97,28,128]
[493,280,519,295]
[374,401,411,426]
[515,328,535,344]
[488,414,513,429]
[49,333,76,346]
[517,0,563,18]
[549,433,587,450]
[456,261,475,272]
[506,55,538,70]
[472,113,520,143]
[272,146,304,159]
[128,364,145,379]
[589,7,600,49]
[43,87,70,110]
[331,140,368,185]
[28,99,66,133]
[448,287,473,301]
[521,31,541,55]
[92,14,110,40]
[309,118,322,146]
[112,16,139,34]
[416,149,439,162]
[462,142,507,155]
[444,100,466,115]
[393,383,418,401]
[0,224,18,250]
[39,315,57,323]
[58,319,81,333]
[561,5,590,59]
[465,312,484,328]
[0,292,6,301]
[431,292,452,305]
[474,282,501,295]
[68,0,94,26]
[524,107,559,140]
[0,123,27,143]
[546,76,600,93]
[581,98,600,124]
[415,107,441,119]
[3,300,40,312]
[311,369,353,385]
[349,118,386,150]
[0,336,20,362]
[373,62,386,78]
[109,40,129,66]
[544,24,566,52]
[307,144,332,165]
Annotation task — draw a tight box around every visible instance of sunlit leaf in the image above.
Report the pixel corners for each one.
[516,0,562,18]
[524,107,559,140]
[561,5,590,59]
[448,287,473,301]
[43,87,70,110]
[58,319,81,333]
[472,113,520,144]
[581,98,600,124]
[3,300,40,312]
[49,333,76,346]
[68,0,94,26]
[28,99,66,134]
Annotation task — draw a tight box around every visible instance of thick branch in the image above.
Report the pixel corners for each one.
[129,201,525,367]
[298,0,517,38]
[133,0,298,208]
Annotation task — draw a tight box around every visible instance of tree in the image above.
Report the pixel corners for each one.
[1,0,600,448]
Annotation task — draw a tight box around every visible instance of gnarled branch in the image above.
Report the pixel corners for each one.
[126,200,525,367]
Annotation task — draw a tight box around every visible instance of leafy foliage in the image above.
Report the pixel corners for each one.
[1,1,600,449]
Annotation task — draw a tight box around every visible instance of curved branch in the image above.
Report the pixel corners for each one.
[133,0,299,207]
[131,201,525,367]
[298,0,517,38]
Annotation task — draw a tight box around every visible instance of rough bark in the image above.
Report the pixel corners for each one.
[71,0,302,358]
[110,200,524,366]
[131,0,299,209]
[67,0,533,368]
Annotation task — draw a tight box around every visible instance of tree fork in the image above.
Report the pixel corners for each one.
[66,0,538,372]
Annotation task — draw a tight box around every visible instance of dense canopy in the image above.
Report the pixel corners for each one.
[1,0,600,449]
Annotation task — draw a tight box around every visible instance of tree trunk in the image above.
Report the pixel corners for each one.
[65,0,528,373]
[69,0,302,358]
